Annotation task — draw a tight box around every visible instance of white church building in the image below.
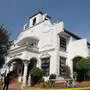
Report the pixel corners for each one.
[1,12,90,86]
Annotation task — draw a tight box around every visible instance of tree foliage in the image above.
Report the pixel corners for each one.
[31,67,44,85]
[76,58,90,70]
[0,25,11,68]
[73,56,83,70]
[76,58,90,81]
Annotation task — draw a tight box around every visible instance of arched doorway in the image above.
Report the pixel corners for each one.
[73,56,83,81]
[27,57,37,85]
[7,58,24,78]
[28,58,37,72]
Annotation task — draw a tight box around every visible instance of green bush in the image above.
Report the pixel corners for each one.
[31,67,44,85]
[49,74,56,80]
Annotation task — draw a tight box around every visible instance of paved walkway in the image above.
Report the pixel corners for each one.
[1,79,22,90]
[1,80,90,90]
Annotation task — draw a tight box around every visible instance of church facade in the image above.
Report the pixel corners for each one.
[1,12,90,86]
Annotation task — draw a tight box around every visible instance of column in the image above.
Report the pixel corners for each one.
[18,65,22,82]
[6,65,9,76]
[22,60,29,87]
[27,74,31,86]
[18,76,22,82]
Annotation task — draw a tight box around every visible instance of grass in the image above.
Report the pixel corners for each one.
[23,87,90,90]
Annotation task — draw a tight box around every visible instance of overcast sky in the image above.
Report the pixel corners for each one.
[0,0,90,41]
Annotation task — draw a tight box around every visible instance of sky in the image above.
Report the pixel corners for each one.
[0,0,90,41]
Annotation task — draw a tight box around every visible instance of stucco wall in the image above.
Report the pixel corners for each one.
[66,39,88,77]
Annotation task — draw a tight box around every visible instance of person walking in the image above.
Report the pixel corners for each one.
[3,75,10,90]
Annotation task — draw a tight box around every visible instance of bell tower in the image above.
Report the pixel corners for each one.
[23,11,51,30]
[29,11,51,27]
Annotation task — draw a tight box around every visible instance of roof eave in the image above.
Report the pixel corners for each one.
[64,29,81,39]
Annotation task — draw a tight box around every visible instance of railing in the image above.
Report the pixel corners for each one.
[10,44,39,53]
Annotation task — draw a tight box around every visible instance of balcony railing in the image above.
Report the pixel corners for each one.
[10,44,39,54]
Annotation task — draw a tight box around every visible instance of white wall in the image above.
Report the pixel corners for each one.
[66,39,88,77]
[29,13,43,27]
[38,49,57,75]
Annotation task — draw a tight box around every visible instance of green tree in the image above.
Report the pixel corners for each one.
[73,56,83,71]
[76,58,90,70]
[76,58,90,81]
[0,25,11,68]
[30,67,44,85]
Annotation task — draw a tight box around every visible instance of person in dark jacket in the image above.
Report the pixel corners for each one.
[3,75,10,90]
